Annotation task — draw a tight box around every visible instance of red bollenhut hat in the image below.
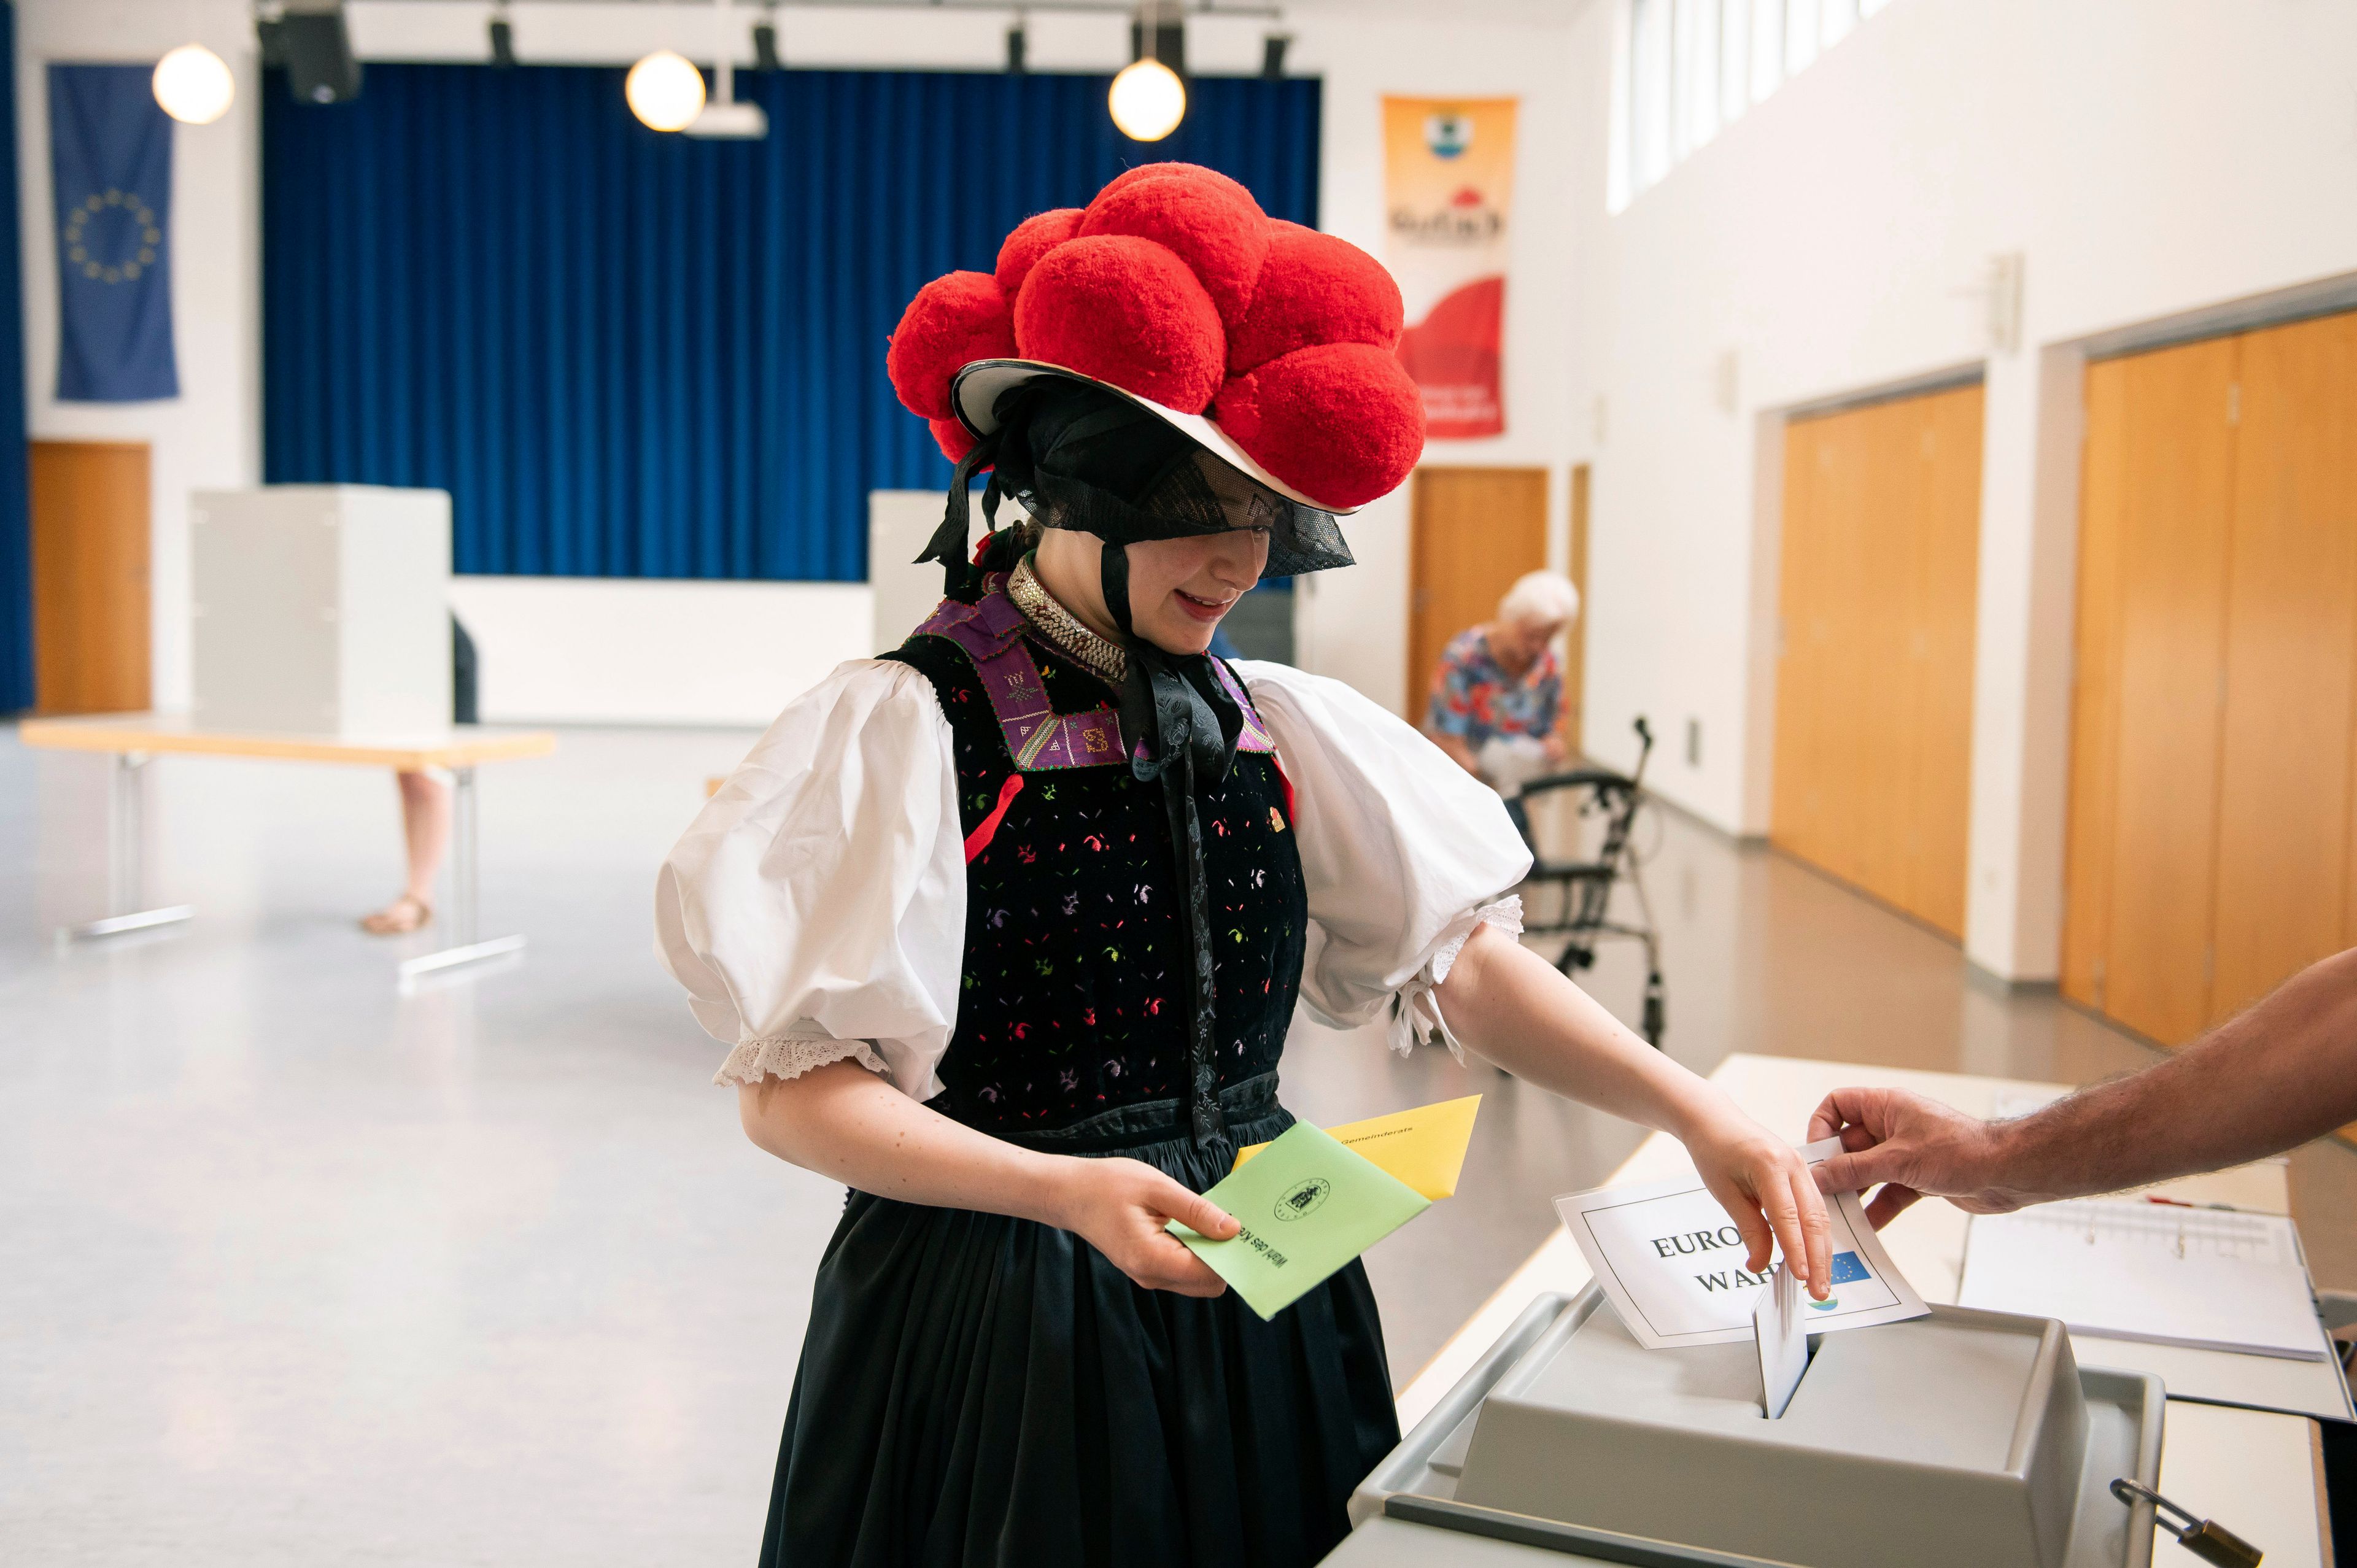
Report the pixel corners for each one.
[885,163,1425,516]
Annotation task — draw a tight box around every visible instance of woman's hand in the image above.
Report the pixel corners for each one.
[1044,1156,1241,1297]
[1679,1097,1833,1299]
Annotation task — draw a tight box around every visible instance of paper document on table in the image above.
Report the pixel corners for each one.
[1552,1138,1928,1350]
[1958,1199,2329,1361]
[1233,1094,1480,1200]
[1173,1122,1431,1321]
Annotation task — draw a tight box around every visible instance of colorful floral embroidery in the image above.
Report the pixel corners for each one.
[887,597,1307,1132]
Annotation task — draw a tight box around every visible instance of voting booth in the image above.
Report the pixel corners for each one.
[1326,1284,2166,1568]
[190,486,453,736]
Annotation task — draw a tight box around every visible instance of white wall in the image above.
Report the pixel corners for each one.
[447,576,867,726]
[1283,16,1579,716]
[15,0,1581,727]
[17,0,263,712]
[1561,0,2357,980]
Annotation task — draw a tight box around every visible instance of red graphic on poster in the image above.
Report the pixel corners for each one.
[1397,277,1504,438]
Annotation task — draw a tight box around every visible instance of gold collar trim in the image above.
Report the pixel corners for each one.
[1009,556,1127,686]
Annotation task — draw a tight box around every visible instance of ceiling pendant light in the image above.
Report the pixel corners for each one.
[152,42,236,126]
[1109,58,1184,142]
[1103,58,1178,144]
[626,48,706,133]
[1112,2,1185,142]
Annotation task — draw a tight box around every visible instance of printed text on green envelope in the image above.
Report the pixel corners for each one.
[1167,1122,1431,1320]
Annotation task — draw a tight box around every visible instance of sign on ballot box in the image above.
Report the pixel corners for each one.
[1554,1138,1927,1351]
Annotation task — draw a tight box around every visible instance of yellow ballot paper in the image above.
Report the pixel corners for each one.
[1169,1122,1431,1321]
[1231,1094,1480,1200]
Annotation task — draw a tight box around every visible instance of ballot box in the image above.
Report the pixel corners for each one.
[1329,1286,2164,1568]
[190,486,452,736]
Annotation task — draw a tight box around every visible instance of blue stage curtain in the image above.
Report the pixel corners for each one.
[0,1,35,711]
[261,66,1321,582]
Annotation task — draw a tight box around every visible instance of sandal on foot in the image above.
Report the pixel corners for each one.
[361,894,433,935]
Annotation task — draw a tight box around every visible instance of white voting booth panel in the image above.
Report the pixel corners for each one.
[190,486,452,736]
[870,490,946,654]
[870,487,1035,654]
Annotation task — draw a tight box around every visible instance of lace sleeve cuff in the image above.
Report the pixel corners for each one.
[1385,895,1526,1061]
[712,1035,891,1088]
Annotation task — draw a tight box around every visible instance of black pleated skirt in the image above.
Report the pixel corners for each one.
[757,1073,1399,1568]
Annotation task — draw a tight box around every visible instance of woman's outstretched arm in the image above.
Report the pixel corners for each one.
[1436,922,1835,1297]
[739,1060,1240,1296]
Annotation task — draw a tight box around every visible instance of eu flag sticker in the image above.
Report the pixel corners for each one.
[1829,1251,1871,1285]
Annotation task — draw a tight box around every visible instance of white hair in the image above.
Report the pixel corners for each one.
[1498,569,1580,629]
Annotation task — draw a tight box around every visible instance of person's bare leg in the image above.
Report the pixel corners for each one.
[362,771,451,933]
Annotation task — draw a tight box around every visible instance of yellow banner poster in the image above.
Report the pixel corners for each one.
[1382,97,1517,439]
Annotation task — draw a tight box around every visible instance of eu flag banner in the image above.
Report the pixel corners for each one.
[50,64,176,402]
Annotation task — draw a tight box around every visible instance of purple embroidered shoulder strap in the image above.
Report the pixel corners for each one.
[916,577,1125,770]
[915,577,1277,771]
[1210,657,1277,757]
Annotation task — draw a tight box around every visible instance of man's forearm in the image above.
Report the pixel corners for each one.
[1997,947,2357,1200]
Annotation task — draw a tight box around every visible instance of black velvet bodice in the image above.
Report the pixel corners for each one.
[883,622,1307,1137]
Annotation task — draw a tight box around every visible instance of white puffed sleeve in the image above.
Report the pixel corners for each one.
[654,658,966,1100]
[1236,660,1533,1057]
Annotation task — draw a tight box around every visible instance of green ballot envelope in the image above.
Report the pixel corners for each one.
[1167,1122,1431,1320]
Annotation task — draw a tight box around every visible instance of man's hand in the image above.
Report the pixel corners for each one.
[1806,1087,2027,1228]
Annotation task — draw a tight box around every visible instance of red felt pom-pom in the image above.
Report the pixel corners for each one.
[1078,172,1271,324]
[929,416,977,465]
[1227,222,1403,375]
[1013,235,1226,413]
[1099,162,1256,206]
[994,208,1082,301]
[886,271,1016,420]
[1214,344,1426,510]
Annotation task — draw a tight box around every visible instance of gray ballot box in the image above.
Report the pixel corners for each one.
[1328,1286,2162,1568]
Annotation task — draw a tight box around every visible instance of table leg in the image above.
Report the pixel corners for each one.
[61,752,195,943]
[398,765,525,984]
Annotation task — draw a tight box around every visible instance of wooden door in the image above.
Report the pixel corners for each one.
[1406,467,1549,723]
[2210,312,2357,1019]
[1770,384,1983,938]
[2062,339,2237,1042]
[1565,464,1590,755]
[30,441,150,714]
[2065,308,2357,1059]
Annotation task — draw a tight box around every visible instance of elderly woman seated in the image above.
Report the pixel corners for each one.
[1425,569,1581,791]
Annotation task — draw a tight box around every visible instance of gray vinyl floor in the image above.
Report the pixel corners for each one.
[3,724,2350,1566]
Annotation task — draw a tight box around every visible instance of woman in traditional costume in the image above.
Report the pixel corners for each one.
[656,163,1829,1568]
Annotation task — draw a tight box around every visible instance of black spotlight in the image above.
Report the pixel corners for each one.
[277,0,363,105]
[1005,20,1028,75]
[753,19,782,72]
[488,14,517,69]
[1261,33,1290,80]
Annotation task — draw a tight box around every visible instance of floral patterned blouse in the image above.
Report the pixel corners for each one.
[1425,628,1562,749]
